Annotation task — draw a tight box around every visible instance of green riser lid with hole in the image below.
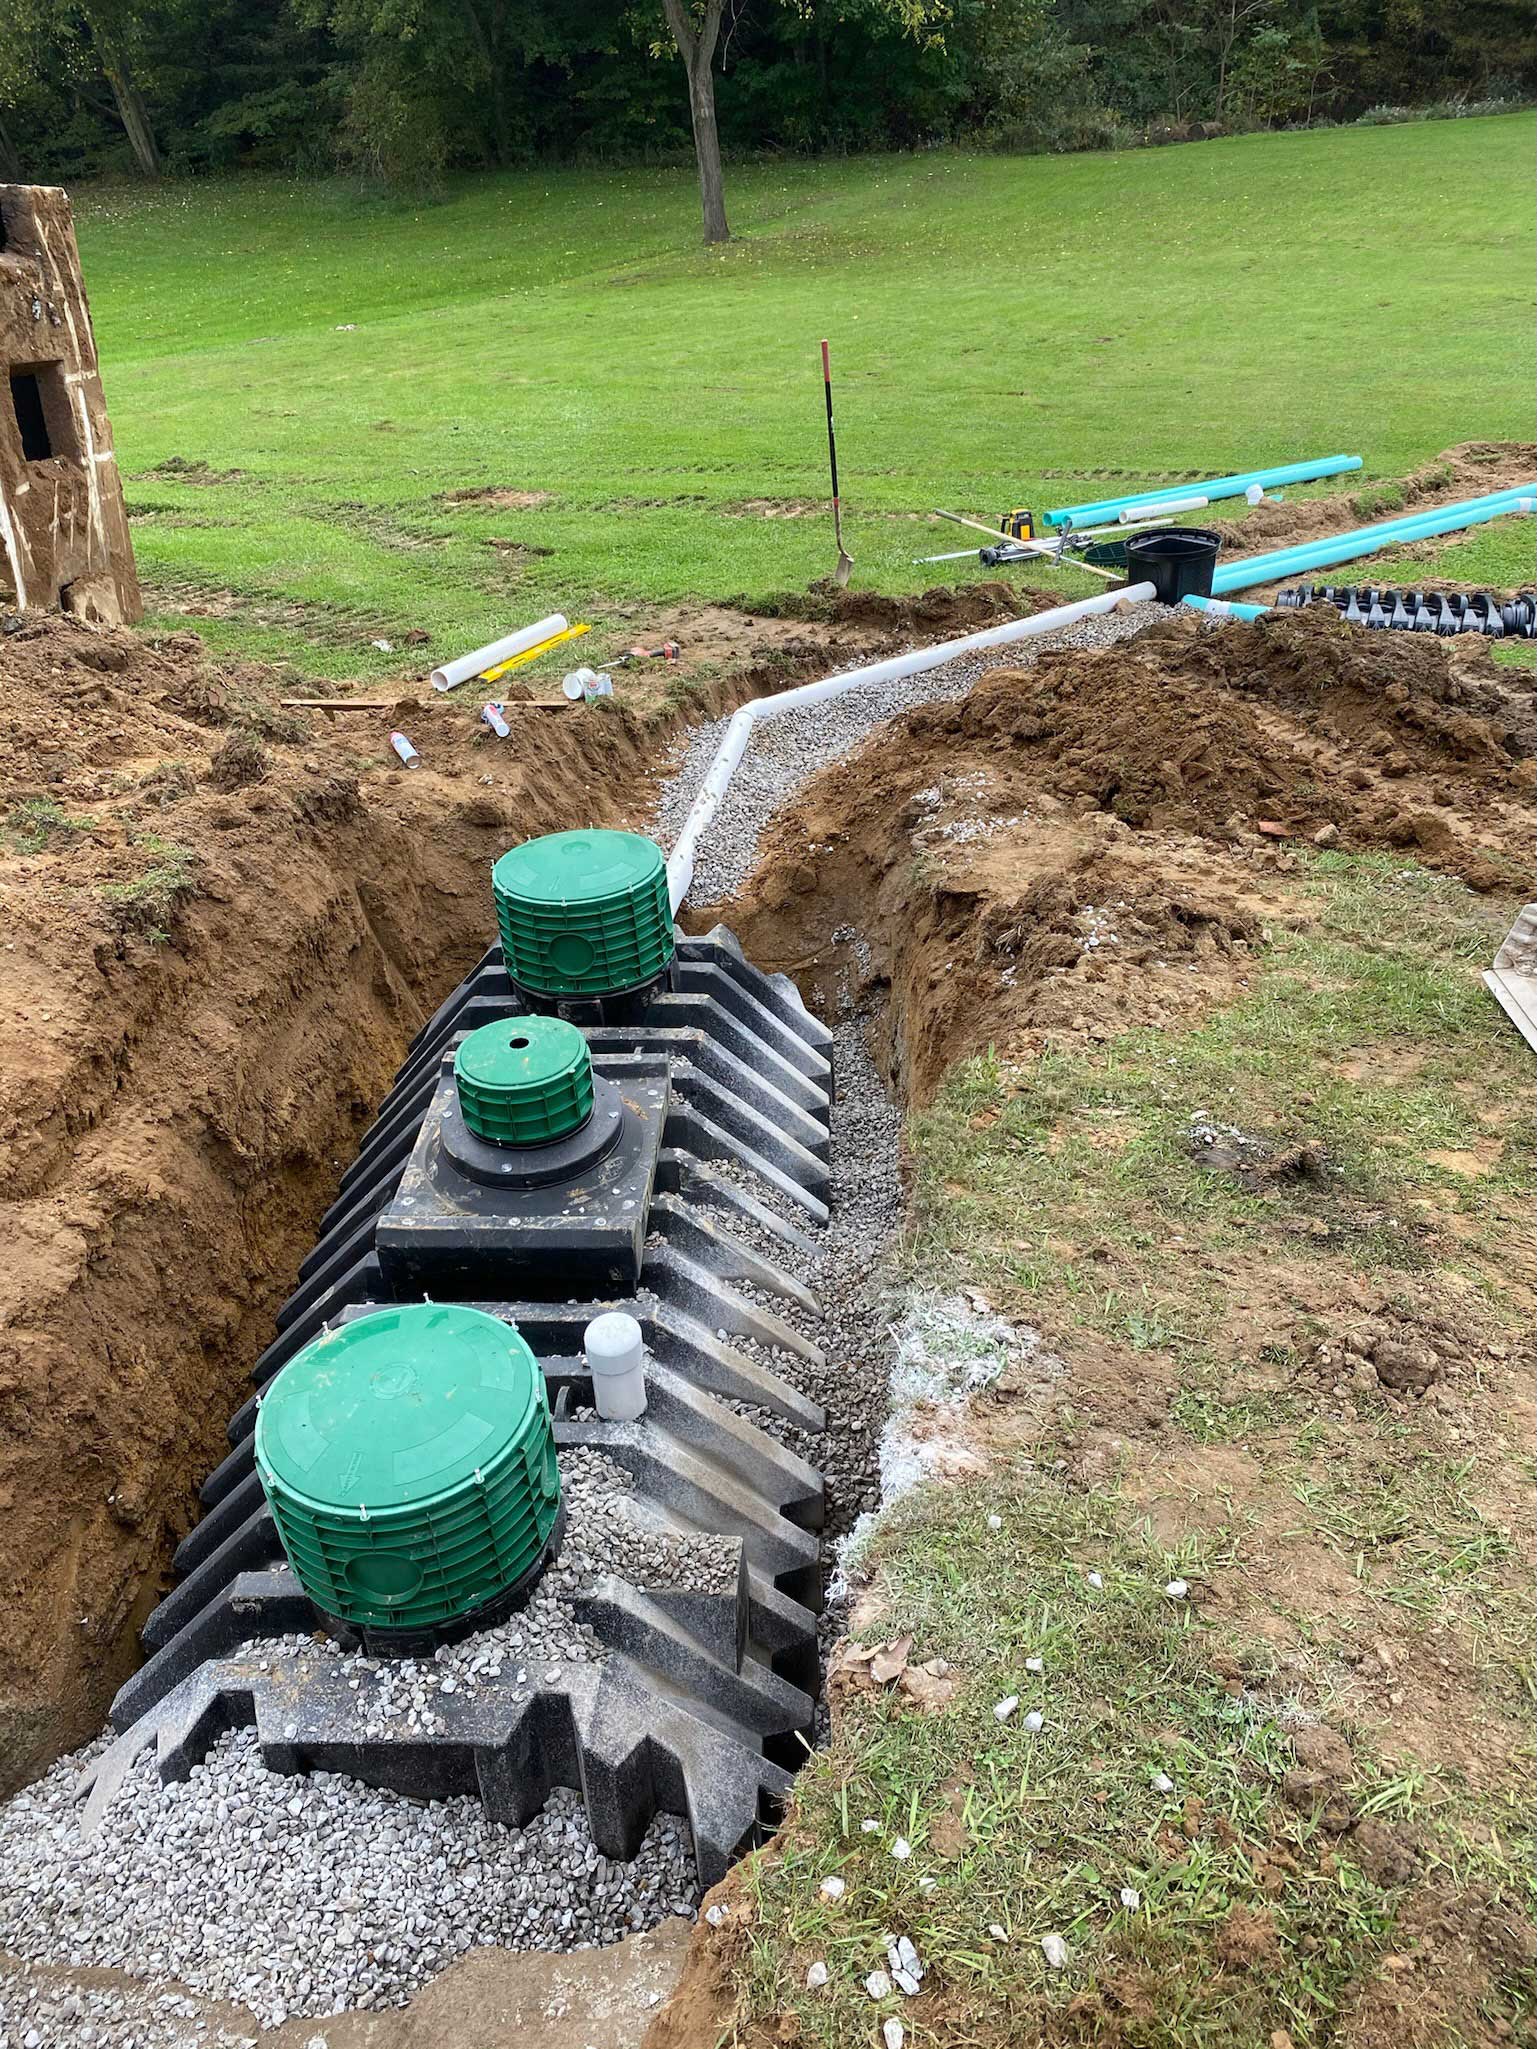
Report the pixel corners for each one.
[454,1014,594,1146]
[492,829,673,997]
[254,1303,560,1632]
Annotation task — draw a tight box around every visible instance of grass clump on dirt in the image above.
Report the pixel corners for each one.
[727,849,1532,2046]
[909,854,1528,1351]
[6,797,98,855]
[739,1468,1415,2046]
[99,835,200,938]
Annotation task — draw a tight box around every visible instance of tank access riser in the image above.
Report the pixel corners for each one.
[94,924,835,1888]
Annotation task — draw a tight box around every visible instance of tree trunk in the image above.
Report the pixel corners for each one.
[0,110,22,182]
[661,0,730,245]
[463,0,512,165]
[101,57,161,178]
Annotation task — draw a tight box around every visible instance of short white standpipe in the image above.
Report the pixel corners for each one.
[584,1311,648,1422]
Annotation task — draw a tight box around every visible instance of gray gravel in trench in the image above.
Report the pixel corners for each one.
[0,602,1153,2036]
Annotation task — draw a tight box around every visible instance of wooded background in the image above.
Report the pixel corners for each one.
[1,0,1531,203]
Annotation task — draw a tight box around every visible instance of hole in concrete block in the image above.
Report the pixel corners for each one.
[9,363,76,462]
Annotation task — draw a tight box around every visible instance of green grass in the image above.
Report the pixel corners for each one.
[731,853,1534,2043]
[98,835,200,938]
[738,1467,1529,2046]
[71,115,1536,679]
[909,856,1530,1365]
[5,797,98,853]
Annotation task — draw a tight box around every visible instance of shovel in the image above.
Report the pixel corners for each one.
[820,339,853,587]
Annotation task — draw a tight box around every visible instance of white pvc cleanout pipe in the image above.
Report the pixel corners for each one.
[430,614,568,693]
[1117,495,1209,524]
[664,582,1156,911]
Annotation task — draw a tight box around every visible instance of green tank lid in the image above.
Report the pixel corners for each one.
[492,829,673,997]
[454,1014,594,1147]
[254,1303,560,1633]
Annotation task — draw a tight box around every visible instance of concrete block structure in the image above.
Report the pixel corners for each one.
[0,182,140,623]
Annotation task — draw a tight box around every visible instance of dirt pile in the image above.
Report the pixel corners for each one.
[705,607,1530,1099]
[941,608,1532,889]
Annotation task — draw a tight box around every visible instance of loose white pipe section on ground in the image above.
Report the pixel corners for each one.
[430,613,568,692]
[664,582,1156,911]
[1117,494,1209,524]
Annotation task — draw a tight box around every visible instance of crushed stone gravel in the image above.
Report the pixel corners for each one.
[0,1736,693,2027]
[0,603,1144,2039]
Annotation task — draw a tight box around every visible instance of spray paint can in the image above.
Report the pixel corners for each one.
[389,731,422,768]
[481,701,511,738]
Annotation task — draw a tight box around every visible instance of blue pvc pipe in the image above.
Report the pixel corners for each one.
[1183,595,1270,620]
[1044,455,1363,530]
[1211,486,1537,594]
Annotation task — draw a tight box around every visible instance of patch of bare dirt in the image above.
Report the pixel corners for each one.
[137,458,250,486]
[752,578,1042,636]
[1337,1884,1535,2049]
[434,486,553,511]
[725,497,823,518]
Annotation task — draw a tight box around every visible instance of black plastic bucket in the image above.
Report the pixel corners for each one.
[1124,526,1221,604]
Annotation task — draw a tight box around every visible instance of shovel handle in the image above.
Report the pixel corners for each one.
[820,339,840,505]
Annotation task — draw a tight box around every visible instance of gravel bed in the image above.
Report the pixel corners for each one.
[0,602,1098,2038]
[653,603,1152,901]
[0,1967,261,2049]
[0,1737,694,2027]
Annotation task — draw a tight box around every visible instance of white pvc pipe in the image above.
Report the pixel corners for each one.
[430,613,568,693]
[585,1311,648,1421]
[664,582,1156,911]
[1117,495,1209,524]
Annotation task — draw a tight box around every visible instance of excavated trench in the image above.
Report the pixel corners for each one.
[3,592,1534,2028]
[700,606,1535,1110]
[0,600,974,1799]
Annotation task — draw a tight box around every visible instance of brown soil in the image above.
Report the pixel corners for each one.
[0,594,961,1794]
[1209,439,1536,570]
[434,486,554,511]
[701,607,1531,1102]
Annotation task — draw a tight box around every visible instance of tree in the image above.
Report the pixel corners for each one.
[655,0,948,246]
[0,0,169,175]
[659,0,729,241]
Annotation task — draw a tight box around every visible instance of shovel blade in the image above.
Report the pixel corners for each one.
[833,549,853,588]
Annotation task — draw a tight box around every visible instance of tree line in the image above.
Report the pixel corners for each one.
[1,0,1531,243]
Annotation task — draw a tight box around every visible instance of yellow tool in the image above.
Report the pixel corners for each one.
[481,622,590,684]
[1000,508,1036,541]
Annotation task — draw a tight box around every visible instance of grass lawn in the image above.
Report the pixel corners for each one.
[735,855,1534,2045]
[72,114,1536,681]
